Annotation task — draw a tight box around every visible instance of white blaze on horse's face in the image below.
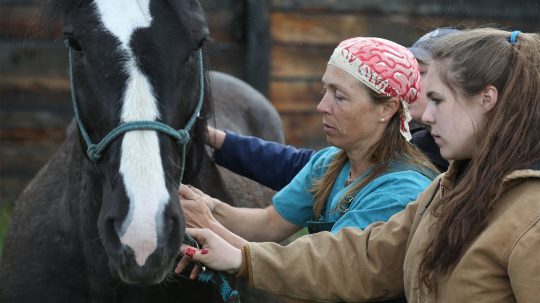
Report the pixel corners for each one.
[94,0,168,267]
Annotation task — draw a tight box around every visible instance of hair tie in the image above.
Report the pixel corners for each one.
[509,31,521,45]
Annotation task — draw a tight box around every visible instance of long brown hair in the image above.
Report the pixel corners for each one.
[418,29,540,292]
[311,87,437,219]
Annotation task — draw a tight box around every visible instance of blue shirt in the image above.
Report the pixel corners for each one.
[273,147,434,233]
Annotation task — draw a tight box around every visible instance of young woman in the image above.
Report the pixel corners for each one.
[178,28,540,301]
[180,37,438,251]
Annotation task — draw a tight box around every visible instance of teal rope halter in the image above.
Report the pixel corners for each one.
[65,41,240,303]
[65,40,204,183]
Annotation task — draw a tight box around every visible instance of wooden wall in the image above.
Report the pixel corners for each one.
[1,0,539,206]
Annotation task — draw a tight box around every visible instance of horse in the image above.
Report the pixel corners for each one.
[0,0,284,302]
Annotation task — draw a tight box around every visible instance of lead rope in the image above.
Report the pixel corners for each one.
[183,234,241,303]
[66,42,240,302]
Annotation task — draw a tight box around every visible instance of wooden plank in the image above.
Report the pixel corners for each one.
[0,3,63,40]
[0,76,70,91]
[0,128,67,143]
[271,0,540,20]
[271,0,409,13]
[280,112,325,149]
[0,143,62,177]
[270,80,321,112]
[271,45,331,79]
[0,78,71,110]
[0,78,72,134]
[0,142,63,207]
[271,12,540,47]
[0,5,48,39]
[271,12,370,46]
[245,0,270,96]
[0,41,68,77]
[0,111,71,137]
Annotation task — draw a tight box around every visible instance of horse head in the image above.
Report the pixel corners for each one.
[55,0,209,284]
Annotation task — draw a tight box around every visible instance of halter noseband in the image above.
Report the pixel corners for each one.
[65,40,205,183]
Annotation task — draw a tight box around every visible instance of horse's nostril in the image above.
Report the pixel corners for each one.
[107,217,122,235]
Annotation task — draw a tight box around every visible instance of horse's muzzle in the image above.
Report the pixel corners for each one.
[113,245,175,285]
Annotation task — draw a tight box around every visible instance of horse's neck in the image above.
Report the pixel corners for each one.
[185,146,232,202]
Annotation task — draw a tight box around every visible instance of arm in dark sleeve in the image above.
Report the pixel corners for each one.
[213,131,315,191]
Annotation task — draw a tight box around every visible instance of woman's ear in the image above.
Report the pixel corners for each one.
[379,97,400,121]
[480,85,498,112]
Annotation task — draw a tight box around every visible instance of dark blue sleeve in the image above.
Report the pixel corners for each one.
[410,128,449,172]
[213,131,315,191]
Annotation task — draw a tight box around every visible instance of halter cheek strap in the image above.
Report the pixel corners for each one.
[65,40,204,183]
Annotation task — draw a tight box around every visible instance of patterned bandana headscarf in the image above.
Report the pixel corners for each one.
[327,37,420,141]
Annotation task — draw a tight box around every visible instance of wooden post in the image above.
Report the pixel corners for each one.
[245,0,270,96]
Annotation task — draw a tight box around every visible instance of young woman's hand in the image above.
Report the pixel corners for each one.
[175,228,243,278]
[179,184,220,228]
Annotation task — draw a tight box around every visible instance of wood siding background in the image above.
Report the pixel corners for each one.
[1,0,539,206]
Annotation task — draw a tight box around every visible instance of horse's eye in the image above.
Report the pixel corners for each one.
[65,38,83,52]
[185,39,206,62]
[193,36,208,53]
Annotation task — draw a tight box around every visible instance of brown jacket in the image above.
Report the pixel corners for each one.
[239,164,540,302]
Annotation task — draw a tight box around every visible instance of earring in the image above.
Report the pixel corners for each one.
[379,118,385,123]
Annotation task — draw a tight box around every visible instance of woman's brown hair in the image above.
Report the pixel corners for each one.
[311,87,438,219]
[418,29,540,293]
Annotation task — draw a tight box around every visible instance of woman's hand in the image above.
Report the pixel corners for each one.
[179,184,220,228]
[175,228,243,278]
[206,126,226,149]
[180,184,249,249]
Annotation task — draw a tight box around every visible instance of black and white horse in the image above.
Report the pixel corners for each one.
[0,0,283,302]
